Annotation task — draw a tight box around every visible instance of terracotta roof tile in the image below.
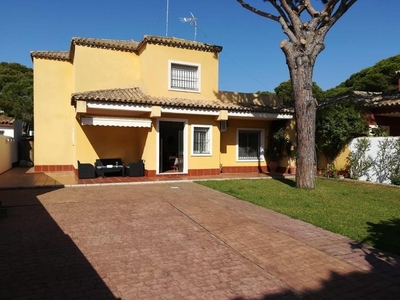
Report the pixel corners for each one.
[320,91,400,110]
[138,35,223,53]
[0,115,15,125]
[71,87,292,114]
[359,94,400,109]
[71,37,140,52]
[31,35,223,61]
[30,51,70,61]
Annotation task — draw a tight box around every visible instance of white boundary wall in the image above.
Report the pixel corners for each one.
[349,137,400,184]
[0,135,17,174]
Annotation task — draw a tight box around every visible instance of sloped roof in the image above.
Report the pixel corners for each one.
[137,36,222,53]
[29,51,70,61]
[0,115,15,127]
[355,92,400,109]
[72,37,140,52]
[319,91,400,111]
[31,35,222,62]
[71,87,293,114]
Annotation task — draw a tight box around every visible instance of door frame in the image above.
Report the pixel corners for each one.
[156,118,188,175]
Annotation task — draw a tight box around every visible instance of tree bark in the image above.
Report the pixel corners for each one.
[292,65,317,189]
[285,51,317,189]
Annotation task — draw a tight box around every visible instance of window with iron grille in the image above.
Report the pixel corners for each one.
[237,129,264,161]
[192,125,211,155]
[169,61,200,92]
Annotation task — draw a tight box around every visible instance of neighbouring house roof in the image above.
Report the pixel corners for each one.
[0,115,15,127]
[30,35,223,62]
[319,91,400,113]
[71,87,293,114]
[355,93,400,110]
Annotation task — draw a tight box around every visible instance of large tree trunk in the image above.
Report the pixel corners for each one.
[288,55,317,189]
[236,0,358,189]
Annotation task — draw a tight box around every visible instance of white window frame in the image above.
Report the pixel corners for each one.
[236,128,265,162]
[191,124,212,156]
[168,60,201,93]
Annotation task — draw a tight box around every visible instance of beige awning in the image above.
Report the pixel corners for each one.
[80,116,152,128]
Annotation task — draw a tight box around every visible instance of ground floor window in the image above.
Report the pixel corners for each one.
[237,129,264,161]
[192,125,212,155]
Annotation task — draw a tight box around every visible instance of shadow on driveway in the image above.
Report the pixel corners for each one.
[0,188,119,300]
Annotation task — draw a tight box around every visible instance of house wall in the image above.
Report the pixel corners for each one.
[73,46,141,93]
[187,115,220,170]
[317,146,350,174]
[139,44,219,100]
[33,58,74,169]
[220,119,271,173]
[74,121,150,166]
[32,38,295,176]
[71,114,222,175]
[374,115,400,136]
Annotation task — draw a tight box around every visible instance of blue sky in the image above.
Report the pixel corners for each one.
[1,0,399,93]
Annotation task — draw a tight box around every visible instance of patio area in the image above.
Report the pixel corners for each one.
[0,167,290,189]
[1,182,399,299]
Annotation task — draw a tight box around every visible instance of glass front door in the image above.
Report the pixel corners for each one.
[159,121,184,173]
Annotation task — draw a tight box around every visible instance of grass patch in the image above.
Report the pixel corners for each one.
[197,178,400,255]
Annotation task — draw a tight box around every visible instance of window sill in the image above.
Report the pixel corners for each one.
[168,87,201,93]
[236,159,265,162]
[192,153,212,157]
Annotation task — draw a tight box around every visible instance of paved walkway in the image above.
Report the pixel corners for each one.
[0,182,399,299]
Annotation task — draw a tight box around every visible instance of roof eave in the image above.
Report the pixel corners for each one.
[136,35,223,54]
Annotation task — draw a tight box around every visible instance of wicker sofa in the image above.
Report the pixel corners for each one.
[125,159,145,177]
[77,160,96,179]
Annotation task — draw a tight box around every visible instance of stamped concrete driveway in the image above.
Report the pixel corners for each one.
[1,182,399,300]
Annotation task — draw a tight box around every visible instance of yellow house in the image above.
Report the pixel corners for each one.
[31,35,293,177]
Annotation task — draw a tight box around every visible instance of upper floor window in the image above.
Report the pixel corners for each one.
[169,60,201,92]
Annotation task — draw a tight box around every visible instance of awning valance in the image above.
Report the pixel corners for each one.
[80,116,152,128]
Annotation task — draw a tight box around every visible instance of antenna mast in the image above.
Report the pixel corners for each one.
[179,12,197,41]
[166,0,169,37]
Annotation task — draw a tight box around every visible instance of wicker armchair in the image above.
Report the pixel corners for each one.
[126,160,145,177]
[77,160,96,179]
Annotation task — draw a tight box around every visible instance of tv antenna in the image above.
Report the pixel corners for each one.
[166,0,169,37]
[179,12,197,41]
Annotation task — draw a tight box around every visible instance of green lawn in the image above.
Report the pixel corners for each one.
[197,178,400,254]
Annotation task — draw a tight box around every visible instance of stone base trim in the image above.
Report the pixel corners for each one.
[33,165,288,176]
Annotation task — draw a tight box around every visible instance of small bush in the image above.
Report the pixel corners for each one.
[391,176,400,186]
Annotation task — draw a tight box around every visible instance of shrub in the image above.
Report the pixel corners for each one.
[348,138,372,180]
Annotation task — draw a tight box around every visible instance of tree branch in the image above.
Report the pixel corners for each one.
[309,0,339,31]
[269,0,291,26]
[278,16,299,44]
[303,0,320,18]
[321,0,341,18]
[280,0,304,39]
[329,0,358,26]
[236,0,280,22]
[309,0,357,60]
[236,0,298,44]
